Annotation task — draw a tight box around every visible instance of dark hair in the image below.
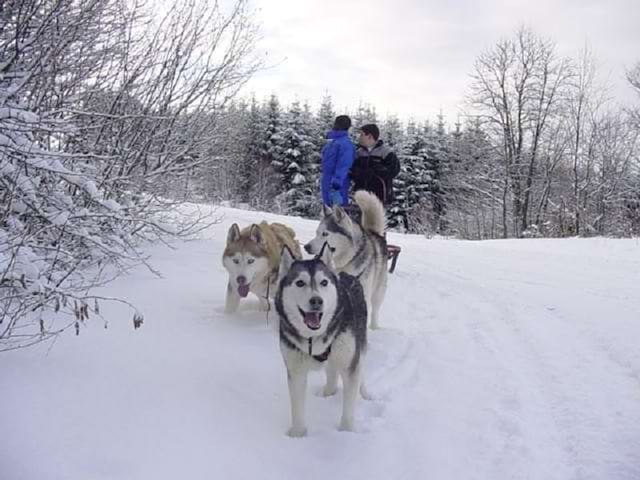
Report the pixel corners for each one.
[360,123,380,141]
[333,115,351,131]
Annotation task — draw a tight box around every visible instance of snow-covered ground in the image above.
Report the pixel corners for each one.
[2,206,640,480]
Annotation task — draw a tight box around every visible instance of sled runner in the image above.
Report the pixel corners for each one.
[387,244,401,273]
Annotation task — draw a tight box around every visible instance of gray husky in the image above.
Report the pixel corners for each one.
[276,243,368,437]
[304,190,388,329]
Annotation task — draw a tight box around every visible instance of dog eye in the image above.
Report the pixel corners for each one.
[247,258,255,264]
[233,259,240,264]
[320,279,328,287]
[321,232,328,237]
[295,280,305,288]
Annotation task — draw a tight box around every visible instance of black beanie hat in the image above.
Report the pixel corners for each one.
[333,115,352,131]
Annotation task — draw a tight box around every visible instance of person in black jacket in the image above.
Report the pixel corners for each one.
[350,124,403,273]
[350,124,400,205]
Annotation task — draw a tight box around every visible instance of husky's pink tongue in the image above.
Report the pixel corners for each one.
[303,311,322,330]
[238,284,250,298]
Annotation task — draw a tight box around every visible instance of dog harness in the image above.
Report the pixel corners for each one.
[262,268,280,324]
[308,338,332,362]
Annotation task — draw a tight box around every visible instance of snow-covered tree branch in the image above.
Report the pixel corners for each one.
[0,0,260,350]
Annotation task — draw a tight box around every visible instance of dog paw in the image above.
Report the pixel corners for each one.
[320,386,338,397]
[338,418,355,432]
[286,426,308,438]
[360,385,373,401]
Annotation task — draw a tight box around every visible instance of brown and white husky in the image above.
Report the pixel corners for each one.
[222,221,302,313]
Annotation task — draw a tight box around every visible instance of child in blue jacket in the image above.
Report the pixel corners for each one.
[321,115,355,206]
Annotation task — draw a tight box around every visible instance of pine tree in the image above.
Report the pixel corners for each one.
[395,120,447,234]
[427,112,449,232]
[387,161,410,231]
[303,100,323,217]
[381,115,404,149]
[384,116,408,230]
[275,101,318,217]
[260,94,284,209]
[316,94,335,147]
[242,96,268,205]
[351,103,377,141]
[390,122,426,232]
[405,124,433,233]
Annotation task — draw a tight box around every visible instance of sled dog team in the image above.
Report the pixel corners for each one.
[222,191,388,437]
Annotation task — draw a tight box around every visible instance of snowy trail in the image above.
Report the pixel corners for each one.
[383,235,640,480]
[2,208,640,480]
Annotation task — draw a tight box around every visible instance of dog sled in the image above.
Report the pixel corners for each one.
[386,244,401,273]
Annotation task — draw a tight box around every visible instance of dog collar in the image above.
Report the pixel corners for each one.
[308,337,332,362]
[308,304,344,361]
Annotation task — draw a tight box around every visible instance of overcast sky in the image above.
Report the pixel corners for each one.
[242,0,640,123]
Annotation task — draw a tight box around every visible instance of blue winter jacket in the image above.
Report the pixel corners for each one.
[321,130,355,206]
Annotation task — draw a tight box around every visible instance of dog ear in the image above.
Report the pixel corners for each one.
[331,204,343,221]
[332,205,353,231]
[323,204,332,217]
[249,224,264,244]
[317,242,335,270]
[332,205,352,225]
[278,244,296,280]
[227,223,241,245]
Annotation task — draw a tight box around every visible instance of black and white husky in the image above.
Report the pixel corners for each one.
[304,190,388,329]
[275,243,368,437]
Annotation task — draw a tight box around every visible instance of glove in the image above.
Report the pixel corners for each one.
[329,189,343,206]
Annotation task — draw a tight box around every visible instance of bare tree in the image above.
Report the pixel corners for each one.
[0,0,260,351]
[589,112,639,235]
[564,46,611,235]
[468,26,572,237]
[628,62,640,129]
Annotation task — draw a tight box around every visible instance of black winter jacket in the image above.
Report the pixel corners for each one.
[351,140,400,204]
